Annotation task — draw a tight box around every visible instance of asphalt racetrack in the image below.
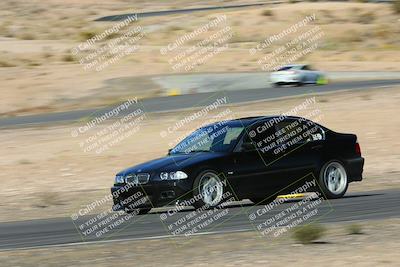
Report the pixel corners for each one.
[2,79,400,250]
[1,79,400,128]
[0,189,399,250]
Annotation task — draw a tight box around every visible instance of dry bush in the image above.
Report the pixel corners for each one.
[373,25,392,39]
[0,60,16,68]
[78,30,98,41]
[347,224,363,235]
[339,29,363,43]
[357,11,375,24]
[261,10,273,16]
[18,32,36,40]
[34,192,64,208]
[292,224,326,244]
[62,54,75,62]
[393,0,400,14]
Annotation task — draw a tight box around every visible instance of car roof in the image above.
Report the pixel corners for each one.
[203,115,309,128]
[284,64,307,68]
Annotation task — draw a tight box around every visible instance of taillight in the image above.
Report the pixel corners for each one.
[355,142,361,156]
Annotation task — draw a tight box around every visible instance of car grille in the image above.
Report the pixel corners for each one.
[125,173,150,185]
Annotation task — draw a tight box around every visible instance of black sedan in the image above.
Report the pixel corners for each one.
[111,116,364,214]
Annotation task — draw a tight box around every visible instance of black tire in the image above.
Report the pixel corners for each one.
[192,170,226,210]
[318,160,348,199]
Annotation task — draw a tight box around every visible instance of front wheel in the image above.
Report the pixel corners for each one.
[318,160,348,199]
[272,82,280,87]
[192,171,225,209]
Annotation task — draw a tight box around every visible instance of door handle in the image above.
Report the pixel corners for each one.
[311,144,323,150]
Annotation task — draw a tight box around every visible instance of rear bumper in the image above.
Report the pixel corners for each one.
[111,180,191,210]
[345,157,365,182]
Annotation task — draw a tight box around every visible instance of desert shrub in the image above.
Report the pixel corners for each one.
[357,11,375,24]
[374,25,391,39]
[347,224,363,234]
[392,0,400,14]
[0,60,16,67]
[292,224,326,244]
[261,10,273,16]
[42,50,53,59]
[18,159,33,164]
[19,32,36,40]
[167,25,184,32]
[340,30,363,43]
[62,54,75,62]
[34,192,64,208]
[79,30,97,41]
[27,61,41,67]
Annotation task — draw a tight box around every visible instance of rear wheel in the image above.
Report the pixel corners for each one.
[296,76,306,86]
[192,171,225,209]
[318,160,348,199]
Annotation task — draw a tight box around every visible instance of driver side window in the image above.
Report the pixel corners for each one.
[240,121,276,153]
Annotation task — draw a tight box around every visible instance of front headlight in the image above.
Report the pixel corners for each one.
[160,172,169,180]
[115,175,125,184]
[159,171,188,180]
[170,171,188,180]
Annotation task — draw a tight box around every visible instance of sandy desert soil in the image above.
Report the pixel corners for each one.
[0,86,399,222]
[0,2,399,115]
[1,218,399,266]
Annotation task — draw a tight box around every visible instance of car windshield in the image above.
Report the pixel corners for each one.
[170,123,245,154]
[277,66,294,71]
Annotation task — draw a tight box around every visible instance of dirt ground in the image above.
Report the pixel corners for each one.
[1,1,399,115]
[0,86,399,222]
[1,218,399,266]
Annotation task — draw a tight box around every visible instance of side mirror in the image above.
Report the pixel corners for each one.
[168,148,172,155]
[241,142,255,152]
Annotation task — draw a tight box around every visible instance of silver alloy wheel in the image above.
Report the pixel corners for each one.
[324,162,347,195]
[199,172,224,206]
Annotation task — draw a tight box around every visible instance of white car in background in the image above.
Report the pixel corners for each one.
[270,64,326,87]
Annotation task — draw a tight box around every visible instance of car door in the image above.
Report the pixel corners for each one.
[269,118,325,191]
[228,121,283,198]
[300,65,312,83]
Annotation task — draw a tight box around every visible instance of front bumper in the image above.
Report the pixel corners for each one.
[111,180,191,210]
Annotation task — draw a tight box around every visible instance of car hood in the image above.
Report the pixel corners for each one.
[116,152,227,175]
